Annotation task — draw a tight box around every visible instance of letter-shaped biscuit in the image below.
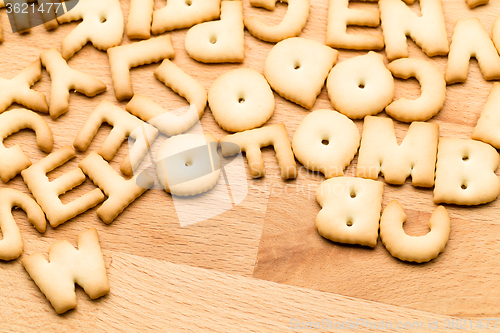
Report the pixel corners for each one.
[446,18,500,84]
[79,152,154,224]
[473,83,500,148]
[244,0,310,43]
[208,68,274,132]
[434,138,500,206]
[326,0,384,50]
[156,133,221,196]
[380,201,450,263]
[107,35,175,101]
[40,48,107,119]
[73,100,159,176]
[127,0,154,39]
[0,109,53,182]
[21,228,110,314]
[316,177,384,247]
[184,1,244,63]
[386,58,446,122]
[220,124,297,179]
[0,188,46,261]
[379,0,449,61]
[264,37,338,109]
[327,52,394,119]
[57,0,124,59]
[21,146,105,227]
[292,109,360,178]
[357,116,439,187]
[0,60,48,113]
[152,0,221,34]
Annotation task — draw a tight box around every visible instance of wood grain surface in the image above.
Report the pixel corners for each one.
[0,0,500,331]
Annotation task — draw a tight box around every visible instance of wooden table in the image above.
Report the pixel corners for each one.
[1,0,499,331]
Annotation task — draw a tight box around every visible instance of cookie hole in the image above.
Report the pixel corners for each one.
[185,0,192,5]
[461,183,467,190]
[100,17,107,24]
[358,83,365,89]
[346,218,353,227]
[238,97,245,104]
[321,139,329,146]
[294,62,301,70]
[210,36,217,44]
[350,191,356,198]
[185,161,193,167]
[462,155,469,161]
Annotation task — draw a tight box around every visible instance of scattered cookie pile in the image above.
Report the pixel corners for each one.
[0,0,498,314]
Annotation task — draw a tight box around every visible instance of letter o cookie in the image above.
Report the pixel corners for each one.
[327,51,394,119]
[208,68,274,132]
[156,133,221,196]
[292,109,360,178]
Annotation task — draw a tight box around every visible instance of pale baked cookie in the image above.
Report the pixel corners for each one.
[184,1,244,63]
[4,0,31,33]
[316,177,384,247]
[22,228,110,314]
[0,109,53,183]
[473,83,500,148]
[73,100,159,176]
[326,0,384,50]
[0,60,48,113]
[208,68,274,132]
[380,201,450,263]
[40,48,107,119]
[37,0,60,30]
[21,146,105,228]
[326,51,394,119]
[79,152,154,224]
[467,0,488,8]
[292,109,359,178]
[264,37,338,109]
[386,57,446,122]
[57,0,124,59]
[0,188,46,261]
[220,123,297,179]
[244,0,310,43]
[127,0,154,39]
[434,138,500,205]
[379,0,449,61]
[107,35,175,101]
[156,133,220,196]
[152,0,221,34]
[446,18,500,84]
[357,116,439,187]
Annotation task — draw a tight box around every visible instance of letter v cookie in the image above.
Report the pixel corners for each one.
[40,48,106,119]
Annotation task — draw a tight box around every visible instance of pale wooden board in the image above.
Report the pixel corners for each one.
[0,0,499,331]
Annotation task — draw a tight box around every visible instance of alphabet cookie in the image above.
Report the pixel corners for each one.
[386,58,446,122]
[40,48,107,119]
[220,123,297,179]
[326,0,384,50]
[379,0,449,61]
[264,37,338,109]
[446,18,500,84]
[292,109,360,178]
[22,228,110,314]
[434,138,500,205]
[73,100,159,176]
[0,60,48,114]
[21,146,105,228]
[208,68,274,132]
[0,188,46,261]
[316,177,384,247]
[184,1,244,63]
[244,0,310,43]
[152,0,221,34]
[357,116,439,187]
[0,109,53,183]
[473,83,500,148]
[79,152,154,224]
[327,51,394,119]
[380,201,450,263]
[57,0,124,59]
[156,133,221,196]
[126,0,154,39]
[107,35,176,101]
